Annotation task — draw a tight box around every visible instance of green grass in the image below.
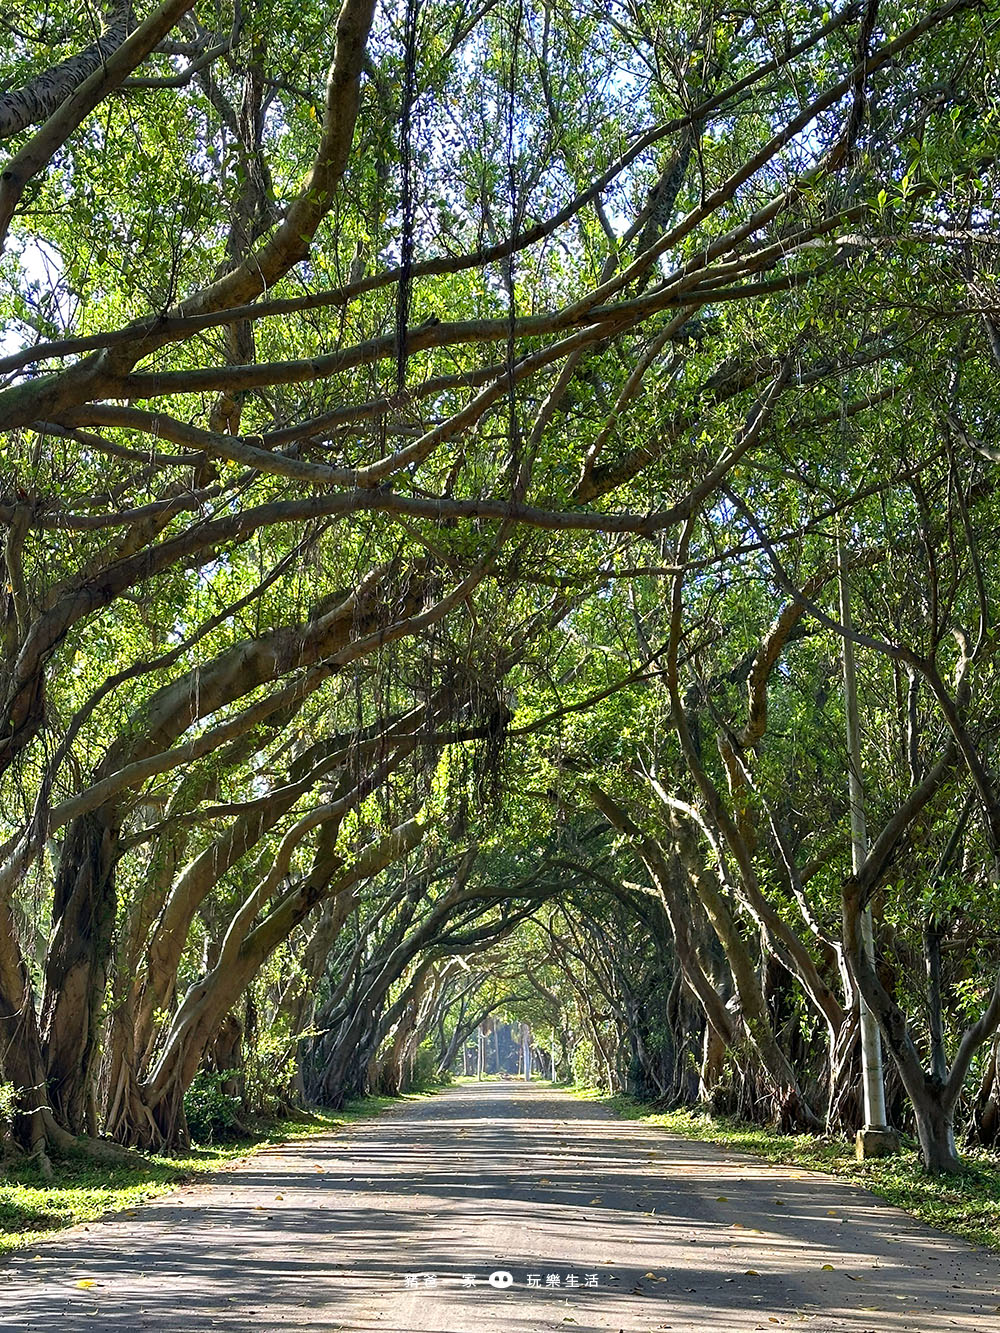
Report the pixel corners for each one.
[569,1088,1000,1250]
[0,1094,410,1256]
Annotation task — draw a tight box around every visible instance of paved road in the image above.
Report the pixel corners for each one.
[1,1082,997,1331]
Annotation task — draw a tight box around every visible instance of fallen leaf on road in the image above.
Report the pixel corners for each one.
[716,1195,728,1202]
[76,1280,96,1289]
[821,1264,834,1271]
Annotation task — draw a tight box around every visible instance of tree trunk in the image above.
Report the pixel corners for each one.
[826,1008,863,1133]
[700,1023,727,1100]
[911,1084,961,1174]
[437,1002,466,1076]
[0,898,50,1156]
[205,1011,244,1099]
[924,914,948,1083]
[673,820,822,1129]
[41,812,120,1133]
[969,1035,1000,1147]
[315,1006,379,1106]
[842,874,1000,1174]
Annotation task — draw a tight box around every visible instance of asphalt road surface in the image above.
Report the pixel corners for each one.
[1,1082,997,1332]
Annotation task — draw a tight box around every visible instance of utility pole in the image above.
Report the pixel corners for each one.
[838,538,898,1160]
[522,1023,532,1081]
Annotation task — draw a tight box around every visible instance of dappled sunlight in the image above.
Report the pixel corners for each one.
[1,1084,997,1331]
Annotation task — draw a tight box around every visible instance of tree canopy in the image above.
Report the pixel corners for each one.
[0,0,998,1175]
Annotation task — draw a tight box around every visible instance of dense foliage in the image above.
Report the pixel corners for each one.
[0,0,998,1175]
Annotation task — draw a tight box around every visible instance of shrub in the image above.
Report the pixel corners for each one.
[0,1082,16,1153]
[406,1042,438,1092]
[183,1071,244,1144]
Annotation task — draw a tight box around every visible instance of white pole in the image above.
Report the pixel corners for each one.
[838,538,889,1133]
[522,1023,531,1082]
